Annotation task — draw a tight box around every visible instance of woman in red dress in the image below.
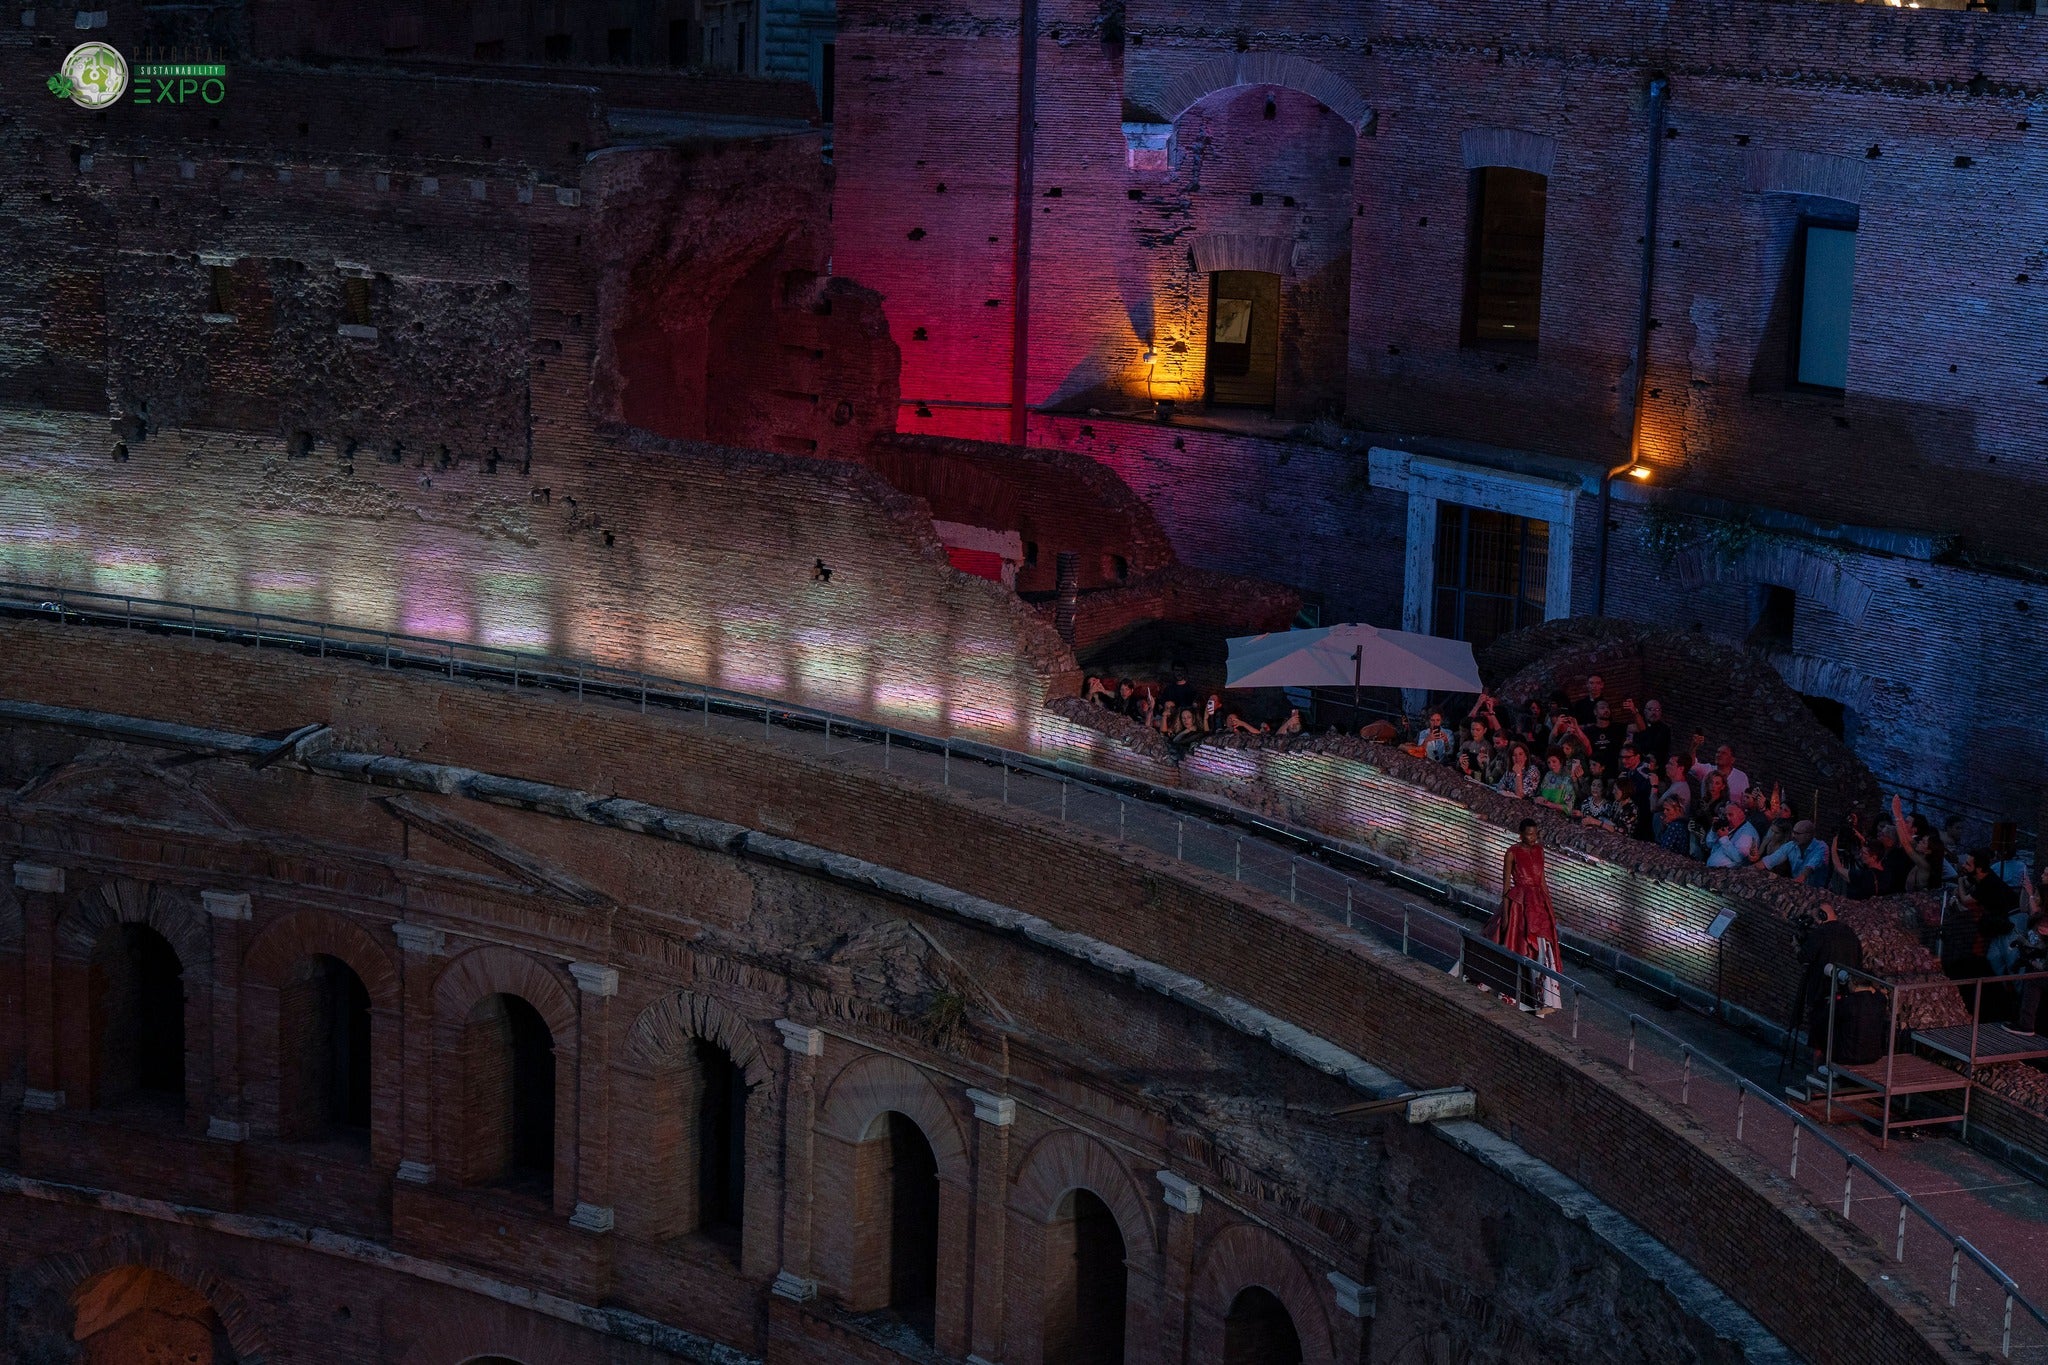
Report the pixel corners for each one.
[1491,819,1563,1013]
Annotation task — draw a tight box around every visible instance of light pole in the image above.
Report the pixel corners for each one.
[1594,460,1651,619]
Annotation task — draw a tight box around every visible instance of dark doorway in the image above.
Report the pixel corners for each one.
[1043,1189,1127,1364]
[315,955,372,1135]
[506,995,555,1185]
[1463,166,1547,350]
[875,1111,940,1336]
[92,924,185,1106]
[693,1039,747,1238]
[1431,502,1549,650]
[1224,1286,1304,1364]
[1206,270,1280,408]
[465,993,555,1194]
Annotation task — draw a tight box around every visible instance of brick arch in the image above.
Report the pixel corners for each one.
[243,907,400,1004]
[8,1234,276,1363]
[1189,1222,1338,1365]
[1744,146,1866,206]
[1010,1128,1158,1259]
[1461,127,1558,177]
[431,944,578,1044]
[1190,233,1294,279]
[431,944,580,1212]
[817,1051,967,1177]
[625,989,774,1087]
[1673,541,1874,624]
[1153,52,1373,133]
[56,877,211,977]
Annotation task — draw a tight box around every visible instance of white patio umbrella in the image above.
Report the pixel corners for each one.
[1225,623,1483,694]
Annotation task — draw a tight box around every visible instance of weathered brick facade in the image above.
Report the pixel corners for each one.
[0,621,1847,1364]
[832,0,2048,835]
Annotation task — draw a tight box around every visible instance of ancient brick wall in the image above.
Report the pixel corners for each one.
[0,626,1819,1364]
[829,0,2048,633]
[0,621,1988,1365]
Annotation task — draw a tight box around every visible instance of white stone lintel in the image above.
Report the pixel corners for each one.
[569,1201,615,1232]
[776,1020,824,1057]
[568,962,619,996]
[395,1159,436,1185]
[391,922,444,956]
[207,1116,248,1141]
[1157,1170,1203,1215]
[771,1270,818,1302]
[202,890,251,920]
[965,1088,1016,1127]
[22,1088,65,1112]
[1329,1271,1375,1318]
[12,863,63,893]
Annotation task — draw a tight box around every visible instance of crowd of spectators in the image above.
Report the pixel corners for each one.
[1082,670,1308,753]
[1081,666,2042,998]
[1414,673,2031,896]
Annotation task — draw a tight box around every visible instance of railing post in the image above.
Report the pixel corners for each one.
[944,741,951,787]
[1117,798,1125,843]
[1571,987,1581,1041]
[1790,1124,1801,1179]
[1895,1198,1907,1262]
[641,677,648,713]
[1234,837,1242,882]
[1344,882,1352,929]
[1176,819,1184,860]
[1288,859,1297,904]
[1060,778,1068,822]
[1950,1245,1962,1307]
[883,727,889,765]
[1736,1083,1747,1141]
[1680,1047,1692,1107]
[2004,1293,2013,1358]
[1627,1016,1638,1072]
[1003,763,1009,804]
[1841,1162,1853,1218]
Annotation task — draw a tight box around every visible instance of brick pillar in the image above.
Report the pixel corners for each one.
[1327,1272,1373,1363]
[1157,1170,1203,1365]
[964,1088,1016,1365]
[391,921,443,1185]
[201,890,250,1141]
[771,1018,824,1304]
[14,863,65,1112]
[567,961,617,1231]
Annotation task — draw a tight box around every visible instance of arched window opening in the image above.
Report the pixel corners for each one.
[462,992,555,1195]
[285,955,372,1141]
[692,1038,747,1239]
[855,1110,941,1337]
[70,1264,229,1365]
[90,923,185,1107]
[1224,1286,1304,1365]
[1043,1189,1127,1365]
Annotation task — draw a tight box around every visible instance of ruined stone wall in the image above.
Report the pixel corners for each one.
[0,620,1985,1365]
[0,623,1806,1365]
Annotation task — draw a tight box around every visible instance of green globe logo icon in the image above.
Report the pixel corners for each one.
[58,42,128,110]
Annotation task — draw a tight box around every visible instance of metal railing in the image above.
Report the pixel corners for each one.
[4,578,2044,1359]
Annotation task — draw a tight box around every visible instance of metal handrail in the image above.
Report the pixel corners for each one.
[3,578,2043,1355]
